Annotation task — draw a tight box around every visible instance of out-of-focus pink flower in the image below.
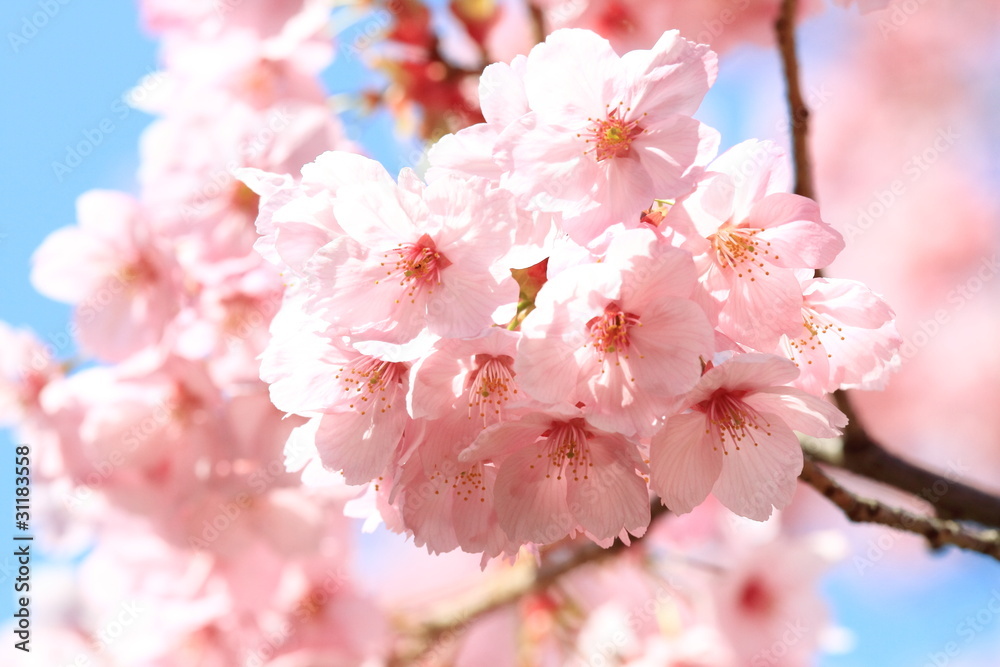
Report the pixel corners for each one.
[832,0,893,14]
[650,354,846,520]
[713,536,835,664]
[0,323,63,427]
[536,0,823,55]
[31,190,182,363]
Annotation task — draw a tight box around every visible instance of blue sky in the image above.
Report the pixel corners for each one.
[1,2,998,665]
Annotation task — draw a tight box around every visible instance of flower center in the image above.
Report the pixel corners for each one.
[697,390,772,454]
[709,225,779,281]
[784,309,844,368]
[737,576,776,615]
[336,356,407,416]
[582,105,644,162]
[530,419,593,482]
[466,354,517,423]
[586,303,641,360]
[380,233,451,301]
[428,462,490,503]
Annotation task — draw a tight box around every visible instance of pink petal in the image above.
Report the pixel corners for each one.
[427,271,518,339]
[711,418,803,521]
[407,348,465,420]
[622,31,717,118]
[635,115,719,198]
[494,444,574,544]
[522,29,617,122]
[719,269,803,350]
[479,59,529,127]
[313,408,407,485]
[745,388,847,437]
[750,194,845,268]
[709,140,790,218]
[628,297,713,396]
[650,411,722,514]
[566,432,650,541]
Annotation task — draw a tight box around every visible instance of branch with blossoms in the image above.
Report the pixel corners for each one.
[6,1,999,664]
[774,0,1000,531]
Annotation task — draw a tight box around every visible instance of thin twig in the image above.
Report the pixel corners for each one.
[799,458,1000,560]
[775,0,814,200]
[387,503,670,665]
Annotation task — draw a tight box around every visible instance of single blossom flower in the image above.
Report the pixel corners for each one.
[650,354,847,520]
[461,410,650,546]
[516,229,714,437]
[493,28,720,243]
[31,190,182,363]
[776,275,901,395]
[302,153,521,344]
[669,140,845,350]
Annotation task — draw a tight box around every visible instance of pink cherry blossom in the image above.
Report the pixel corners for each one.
[650,354,847,520]
[516,229,714,437]
[31,190,182,362]
[407,327,525,424]
[493,28,720,243]
[0,323,63,428]
[536,0,824,55]
[461,410,650,546]
[669,140,845,350]
[261,303,416,484]
[394,414,513,560]
[302,152,521,343]
[776,275,902,395]
[712,536,835,664]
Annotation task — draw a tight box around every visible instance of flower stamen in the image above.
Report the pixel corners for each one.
[580,104,645,162]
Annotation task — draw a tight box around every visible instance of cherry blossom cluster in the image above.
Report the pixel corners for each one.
[2,1,387,663]
[246,28,901,561]
[0,0,922,664]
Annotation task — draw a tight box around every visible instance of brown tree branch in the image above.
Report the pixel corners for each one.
[799,458,1000,560]
[775,0,1000,529]
[804,429,1000,528]
[387,503,670,665]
